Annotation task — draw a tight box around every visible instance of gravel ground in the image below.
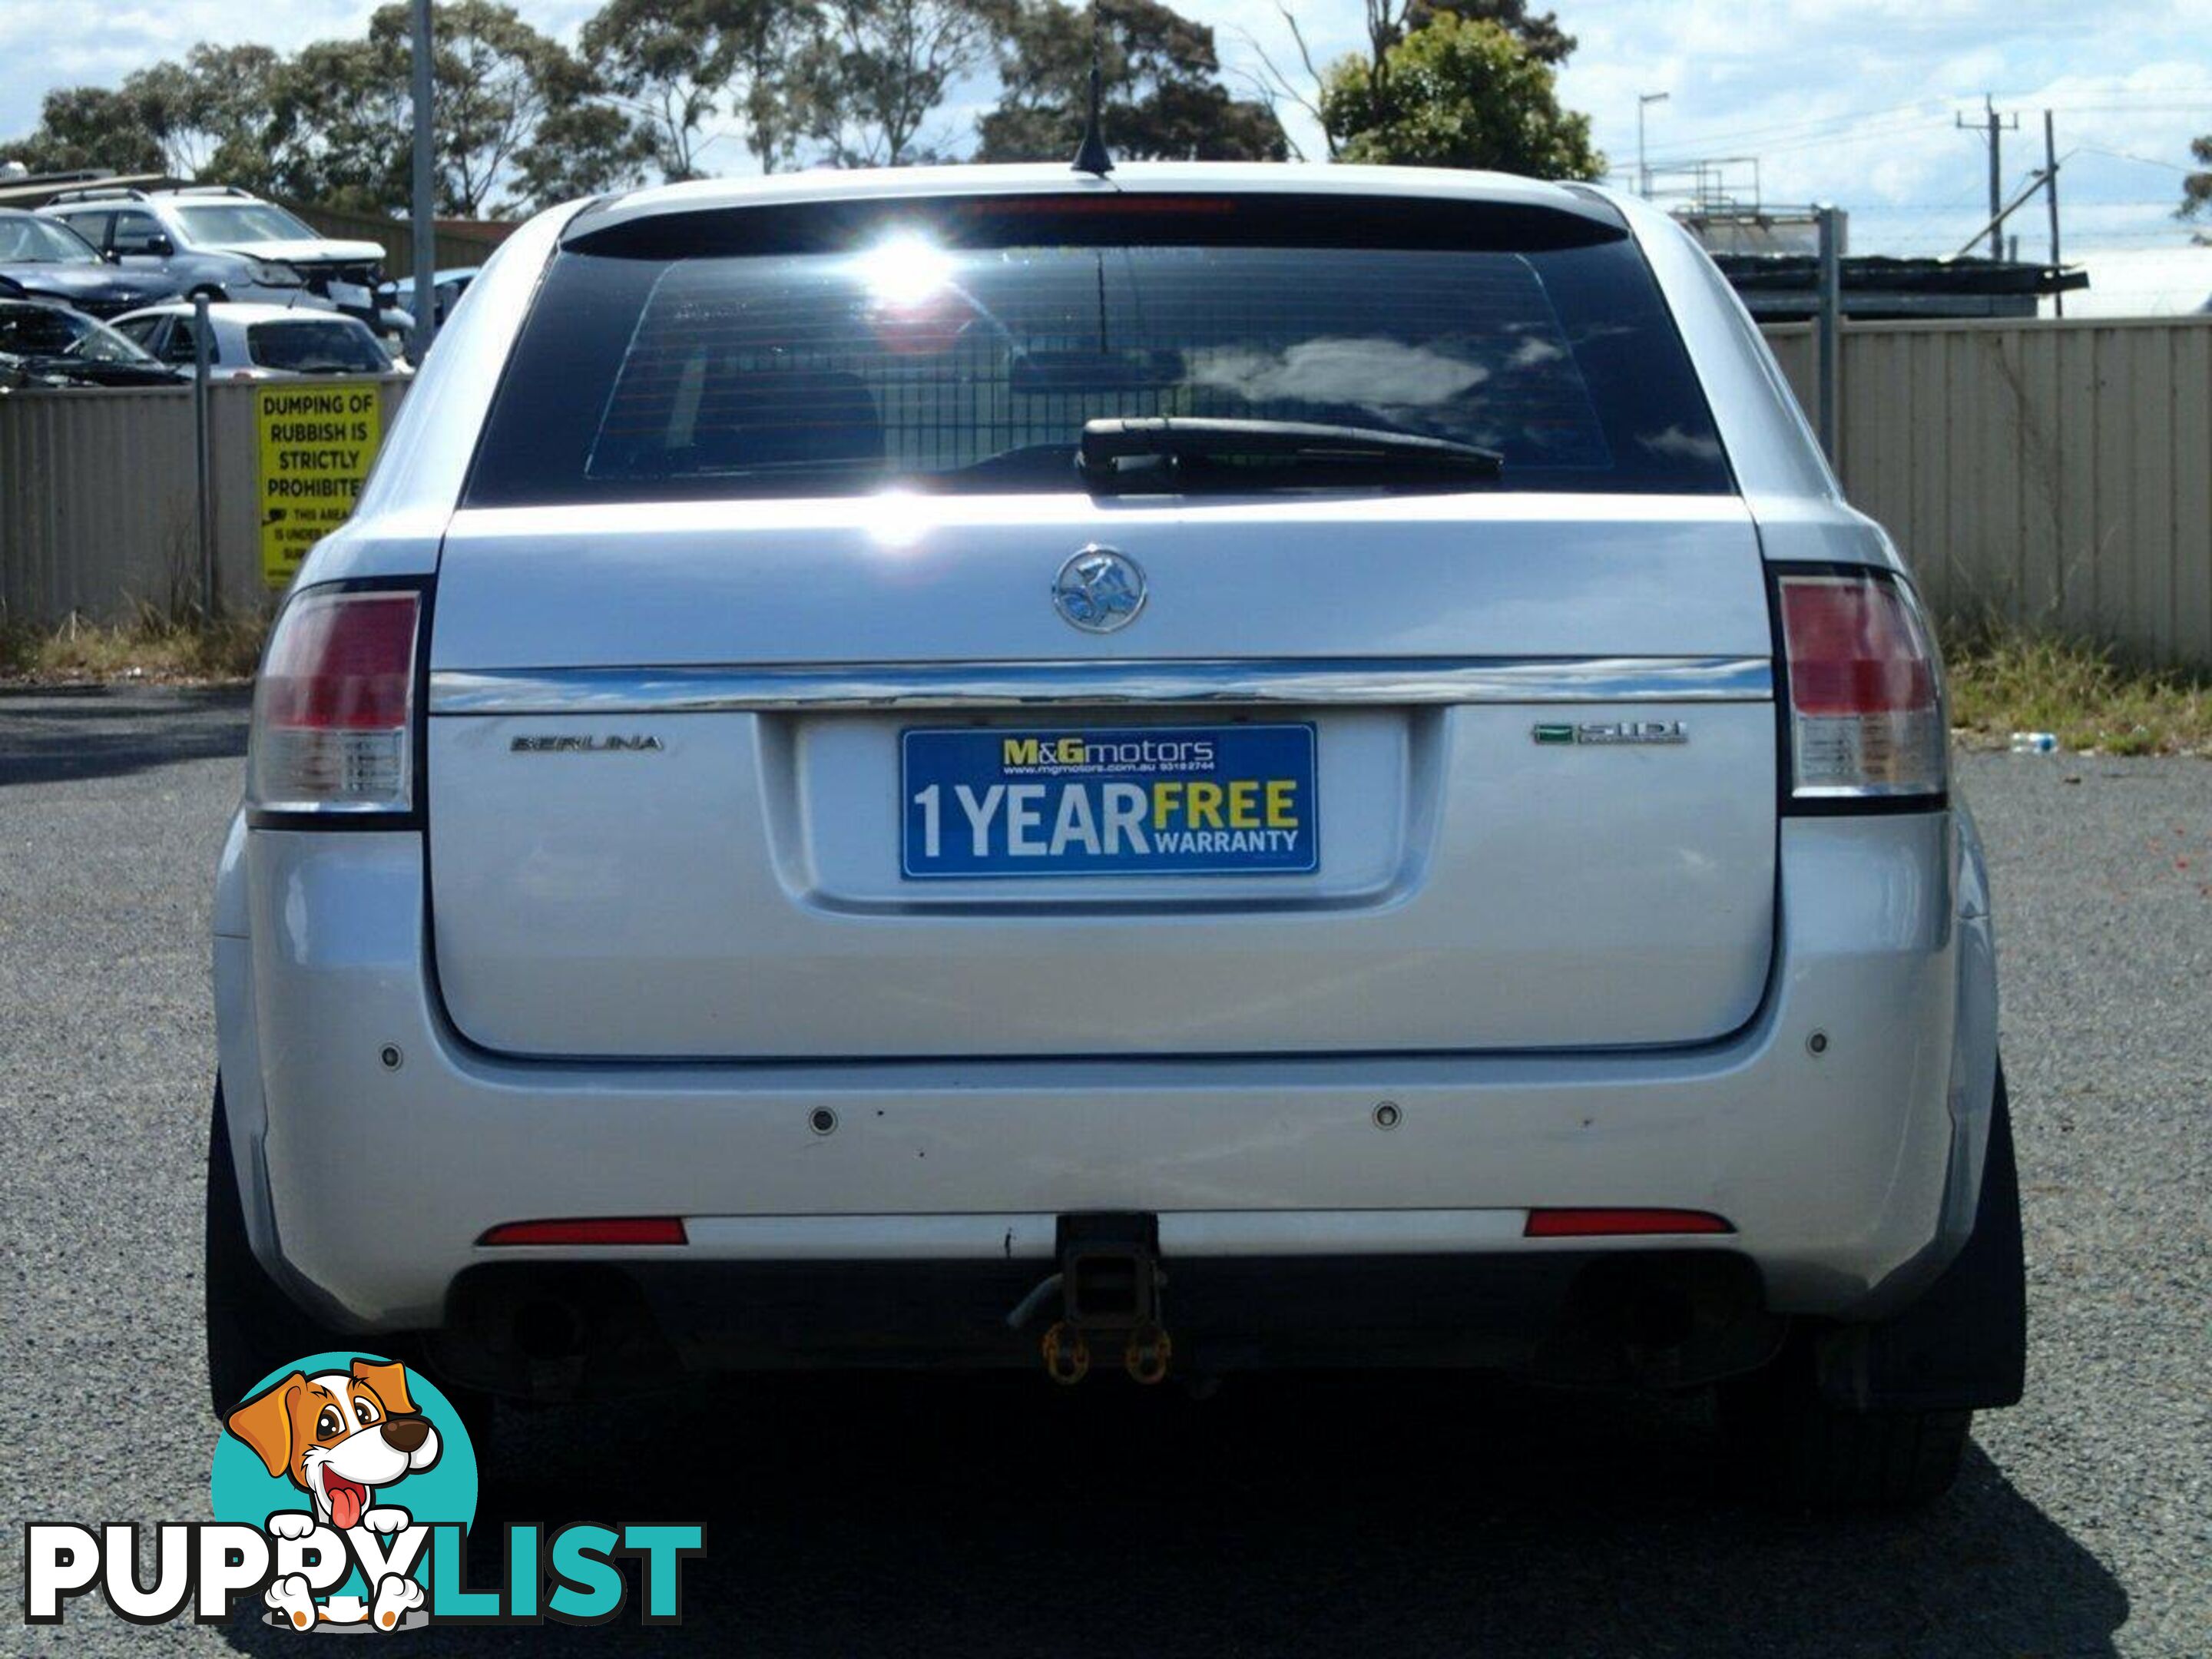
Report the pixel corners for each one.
[2,687,2206,1657]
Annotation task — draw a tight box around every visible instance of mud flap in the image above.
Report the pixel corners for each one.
[1817,1063,2026,1411]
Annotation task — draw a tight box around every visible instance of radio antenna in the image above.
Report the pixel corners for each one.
[1071,0,1114,176]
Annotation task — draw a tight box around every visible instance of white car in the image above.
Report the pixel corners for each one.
[39,185,393,324]
[111,303,396,379]
[208,164,2022,1508]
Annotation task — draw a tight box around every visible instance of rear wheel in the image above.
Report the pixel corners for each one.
[1720,1343,1972,1508]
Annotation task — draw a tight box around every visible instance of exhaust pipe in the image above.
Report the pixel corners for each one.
[512,1298,588,1362]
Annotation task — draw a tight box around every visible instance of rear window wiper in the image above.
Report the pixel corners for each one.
[1078,416,1503,494]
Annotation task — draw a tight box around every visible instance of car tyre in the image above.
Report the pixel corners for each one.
[1719,1343,1972,1510]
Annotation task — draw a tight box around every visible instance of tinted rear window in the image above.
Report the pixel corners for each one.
[248,320,389,375]
[0,303,141,362]
[468,195,1730,504]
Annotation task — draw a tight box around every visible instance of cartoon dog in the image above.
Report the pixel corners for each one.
[224,1358,441,1631]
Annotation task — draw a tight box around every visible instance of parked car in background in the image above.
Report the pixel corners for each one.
[0,209,184,319]
[392,267,480,329]
[111,302,400,379]
[0,296,184,387]
[209,164,2024,1512]
[38,187,395,329]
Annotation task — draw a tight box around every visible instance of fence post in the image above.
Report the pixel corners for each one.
[1814,204,1842,465]
[191,291,217,619]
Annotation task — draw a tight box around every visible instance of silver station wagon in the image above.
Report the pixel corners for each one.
[209,162,2022,1508]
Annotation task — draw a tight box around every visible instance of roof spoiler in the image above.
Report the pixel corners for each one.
[562,184,1629,260]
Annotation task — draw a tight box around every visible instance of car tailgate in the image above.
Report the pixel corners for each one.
[423,492,1777,1058]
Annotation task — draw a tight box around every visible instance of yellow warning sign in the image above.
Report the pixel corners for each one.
[255,382,383,589]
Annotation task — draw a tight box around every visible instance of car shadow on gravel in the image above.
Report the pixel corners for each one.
[0,686,250,786]
[221,1373,2124,1657]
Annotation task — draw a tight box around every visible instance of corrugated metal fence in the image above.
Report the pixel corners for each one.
[1765,316,2212,664]
[5,319,2211,664]
[1,377,409,624]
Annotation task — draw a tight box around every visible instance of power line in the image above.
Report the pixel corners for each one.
[1637,95,1942,154]
[2074,145,2196,173]
[1640,109,1940,167]
[1854,199,2180,211]
[2051,228,2212,242]
[1640,111,1950,170]
[1747,115,1953,158]
[1634,89,2212,171]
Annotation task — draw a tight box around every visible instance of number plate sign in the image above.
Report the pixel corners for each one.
[902,725,1318,879]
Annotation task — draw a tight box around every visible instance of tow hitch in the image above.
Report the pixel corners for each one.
[1013,1214,1171,1386]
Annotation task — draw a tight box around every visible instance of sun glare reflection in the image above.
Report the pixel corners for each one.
[853,234,957,308]
[862,488,929,550]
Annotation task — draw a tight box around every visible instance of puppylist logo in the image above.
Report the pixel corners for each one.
[24,1352,703,1632]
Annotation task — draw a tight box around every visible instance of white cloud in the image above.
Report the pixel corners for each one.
[1543,0,2209,251]
[2,0,2204,253]
[1190,336,1489,408]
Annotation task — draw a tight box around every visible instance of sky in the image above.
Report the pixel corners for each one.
[3,0,2207,262]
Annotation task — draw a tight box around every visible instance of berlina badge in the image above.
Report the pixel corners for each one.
[1053,546,1147,634]
[510,734,664,753]
[1532,720,1687,747]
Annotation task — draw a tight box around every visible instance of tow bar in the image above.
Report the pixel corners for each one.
[1012,1214,1171,1386]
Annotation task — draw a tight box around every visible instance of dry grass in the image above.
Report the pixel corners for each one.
[1943,623,2212,757]
[0,604,268,686]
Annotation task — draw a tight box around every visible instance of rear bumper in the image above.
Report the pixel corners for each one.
[214,808,1995,1343]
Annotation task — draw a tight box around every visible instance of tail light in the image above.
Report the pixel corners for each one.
[1775,568,1945,804]
[248,584,421,817]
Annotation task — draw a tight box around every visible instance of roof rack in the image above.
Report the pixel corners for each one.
[155,184,257,199]
[44,186,152,206]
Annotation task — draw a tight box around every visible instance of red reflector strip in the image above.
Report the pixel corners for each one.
[951,194,1239,217]
[478,1217,688,1247]
[1523,1208,1734,1238]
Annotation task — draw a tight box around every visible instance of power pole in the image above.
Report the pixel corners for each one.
[2044,108,2065,316]
[409,0,437,364]
[191,291,215,618]
[1637,91,1670,199]
[1815,204,1842,462]
[1956,95,2019,260]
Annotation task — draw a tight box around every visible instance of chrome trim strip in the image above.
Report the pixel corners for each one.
[680,1214,1060,1260]
[431,657,1771,714]
[1158,1208,1529,1256]
[671,1209,1536,1260]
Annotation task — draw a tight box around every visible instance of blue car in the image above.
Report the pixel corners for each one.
[0,209,183,320]
[392,267,479,329]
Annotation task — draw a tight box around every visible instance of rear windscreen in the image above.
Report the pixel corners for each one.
[248,320,389,375]
[466,195,1731,504]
